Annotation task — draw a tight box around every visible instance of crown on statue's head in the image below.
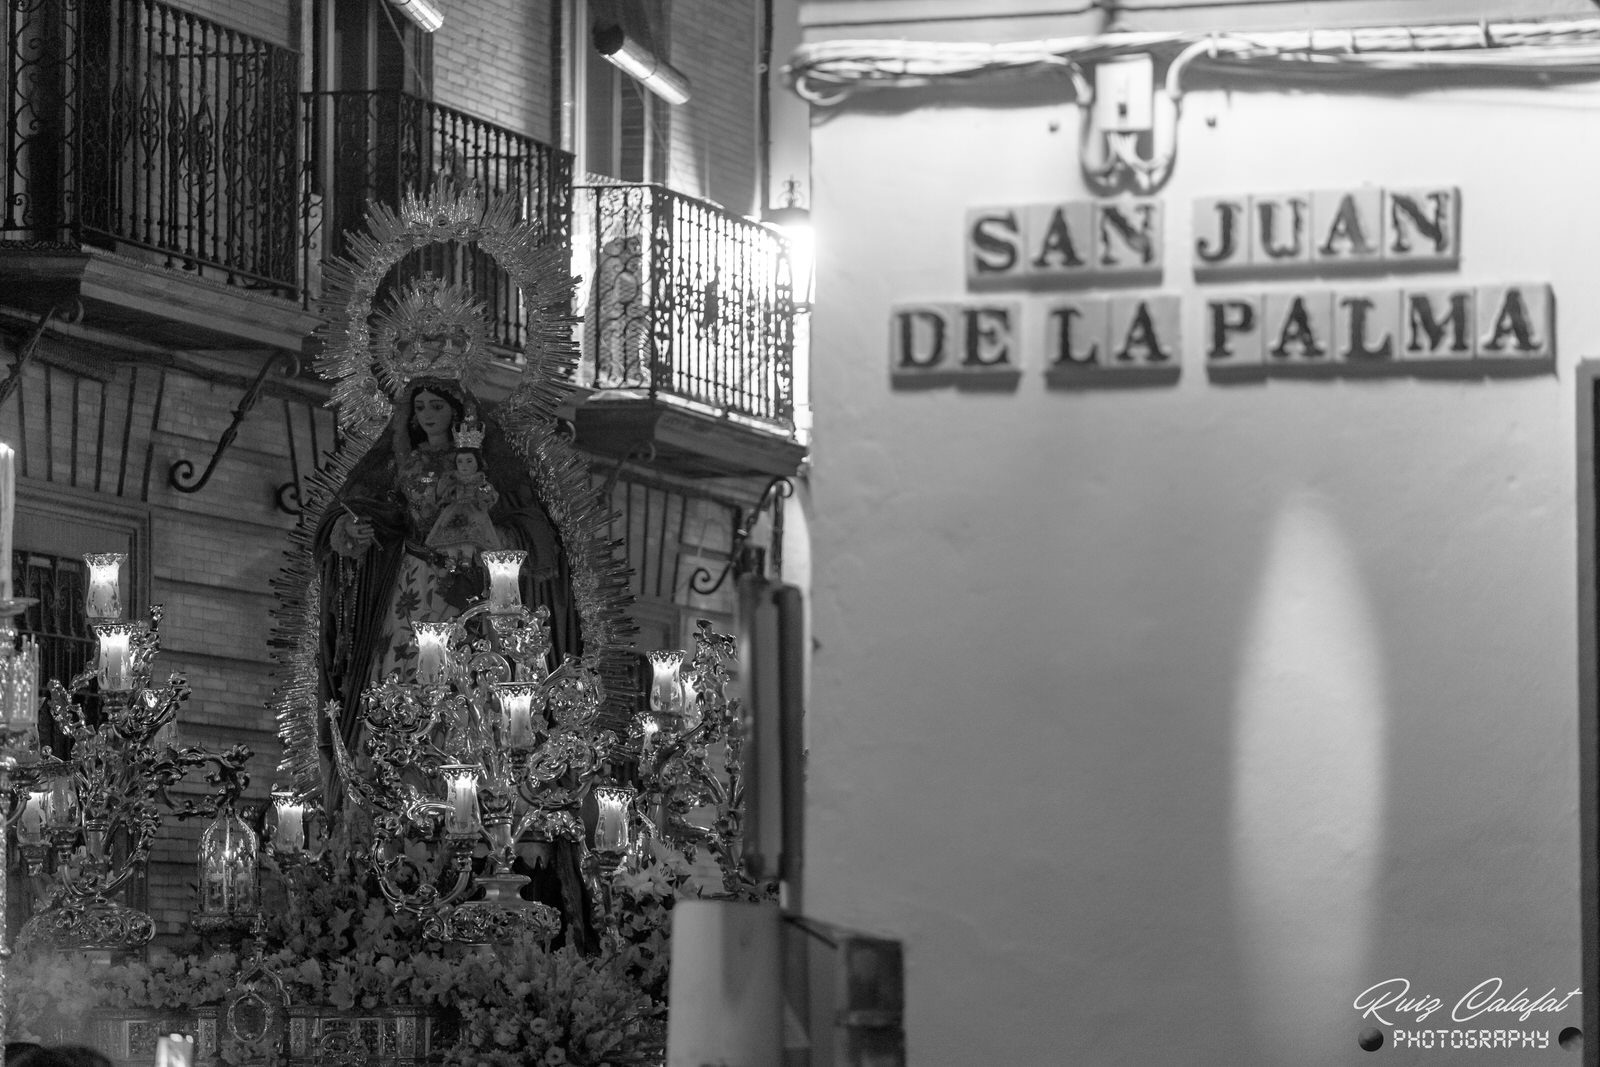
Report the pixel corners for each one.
[453,420,486,450]
[370,276,493,397]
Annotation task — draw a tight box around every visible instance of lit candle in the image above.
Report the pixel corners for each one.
[273,789,306,852]
[0,442,14,602]
[444,766,480,835]
[493,682,539,750]
[679,670,701,730]
[46,776,77,832]
[200,810,258,915]
[16,790,46,846]
[84,553,125,621]
[481,550,526,613]
[640,715,660,764]
[647,650,685,718]
[413,621,453,685]
[94,622,138,691]
[594,784,635,854]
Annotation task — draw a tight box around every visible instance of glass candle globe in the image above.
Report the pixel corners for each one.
[84,553,125,621]
[647,650,685,719]
[594,784,636,854]
[482,550,527,614]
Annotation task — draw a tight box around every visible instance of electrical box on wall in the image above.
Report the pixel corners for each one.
[789,919,905,1067]
[1093,54,1154,133]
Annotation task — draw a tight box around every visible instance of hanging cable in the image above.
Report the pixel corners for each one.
[788,17,1600,106]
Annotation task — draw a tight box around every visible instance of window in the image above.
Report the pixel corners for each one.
[575,0,669,182]
[12,492,148,753]
[7,491,150,933]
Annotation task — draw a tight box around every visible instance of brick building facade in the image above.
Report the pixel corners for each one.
[0,0,801,941]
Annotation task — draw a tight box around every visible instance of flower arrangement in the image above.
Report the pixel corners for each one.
[4,843,690,1066]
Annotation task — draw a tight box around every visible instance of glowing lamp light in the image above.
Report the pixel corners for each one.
[765,180,814,311]
[444,765,481,835]
[493,682,540,751]
[272,789,306,852]
[647,650,685,719]
[413,621,454,685]
[94,621,139,691]
[482,550,526,614]
[17,790,47,846]
[594,784,635,854]
[84,552,125,621]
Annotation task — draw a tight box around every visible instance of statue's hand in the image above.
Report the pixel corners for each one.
[331,511,376,557]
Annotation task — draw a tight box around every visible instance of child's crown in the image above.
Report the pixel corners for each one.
[453,420,485,449]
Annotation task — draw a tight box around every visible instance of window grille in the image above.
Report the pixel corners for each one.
[15,550,92,757]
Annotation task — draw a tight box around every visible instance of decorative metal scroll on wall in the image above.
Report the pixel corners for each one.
[275,394,337,515]
[599,470,790,610]
[0,344,331,512]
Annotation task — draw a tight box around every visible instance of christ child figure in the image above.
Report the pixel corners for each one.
[426,436,502,566]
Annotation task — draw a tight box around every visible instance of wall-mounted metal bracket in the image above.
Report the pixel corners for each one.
[0,300,85,410]
[688,475,794,596]
[170,351,301,496]
[275,481,303,516]
[599,437,658,501]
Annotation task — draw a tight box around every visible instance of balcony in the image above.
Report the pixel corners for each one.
[0,0,315,351]
[0,0,802,481]
[572,182,804,480]
[303,91,573,357]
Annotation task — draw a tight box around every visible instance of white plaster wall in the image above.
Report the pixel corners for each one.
[805,79,1593,1065]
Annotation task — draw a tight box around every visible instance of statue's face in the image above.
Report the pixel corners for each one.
[412,389,456,440]
[455,452,478,475]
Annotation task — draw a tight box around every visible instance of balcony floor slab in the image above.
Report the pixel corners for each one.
[574,395,806,480]
[0,247,317,354]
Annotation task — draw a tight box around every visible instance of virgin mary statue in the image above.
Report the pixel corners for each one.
[309,279,581,753]
[271,237,632,952]
[315,372,577,753]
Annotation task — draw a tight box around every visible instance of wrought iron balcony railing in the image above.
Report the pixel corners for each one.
[1,0,300,294]
[304,91,573,354]
[574,183,795,430]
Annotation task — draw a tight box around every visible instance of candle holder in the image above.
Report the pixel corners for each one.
[492,681,541,755]
[413,621,455,686]
[622,621,753,895]
[92,621,140,692]
[1,555,255,954]
[481,550,527,614]
[0,591,41,1063]
[270,788,308,853]
[646,650,685,721]
[328,572,604,947]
